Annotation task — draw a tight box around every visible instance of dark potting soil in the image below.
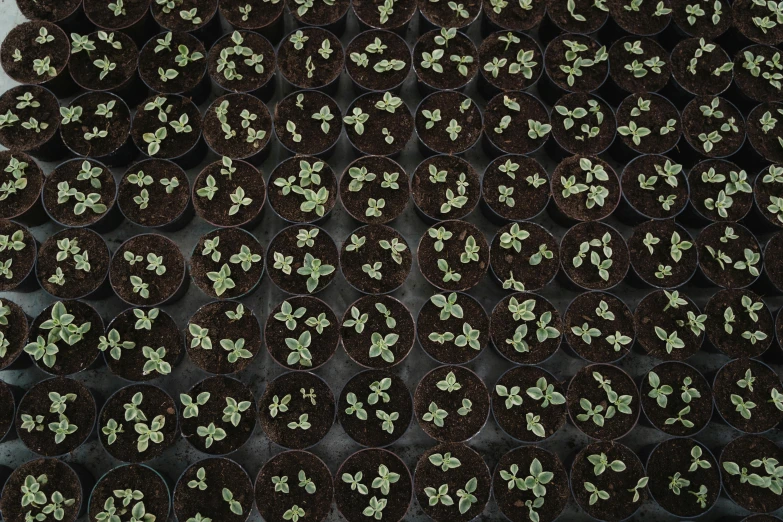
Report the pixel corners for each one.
[139,32,206,94]
[688,159,752,221]
[0,298,28,369]
[620,154,688,219]
[346,30,410,92]
[353,0,416,28]
[186,300,262,374]
[413,443,490,522]
[490,221,559,291]
[733,0,783,44]
[335,448,411,522]
[257,371,335,449]
[483,0,546,31]
[204,94,272,159]
[43,159,115,227]
[713,358,783,433]
[265,296,339,370]
[671,38,732,96]
[16,377,95,455]
[682,96,746,157]
[483,92,549,155]
[747,103,783,164]
[275,90,342,155]
[0,459,83,522]
[418,0,481,28]
[413,29,477,90]
[698,222,761,288]
[490,292,561,365]
[411,155,479,220]
[219,0,283,30]
[266,225,337,294]
[344,92,412,156]
[337,370,412,447]
[616,93,680,154]
[99,384,178,462]
[37,228,109,298]
[118,159,190,227]
[551,155,619,221]
[88,464,170,522]
[415,91,481,154]
[84,0,151,28]
[478,31,542,91]
[60,92,131,158]
[269,156,337,223]
[110,234,185,306]
[628,219,697,287]
[566,364,639,440]
[571,441,646,522]
[671,0,732,38]
[561,221,629,290]
[417,291,488,364]
[492,365,566,442]
[68,31,138,91]
[564,291,634,363]
[0,151,43,219]
[174,458,253,522]
[255,450,333,522]
[734,45,783,103]
[28,300,102,375]
[608,0,671,34]
[192,158,266,227]
[340,225,412,294]
[151,0,217,31]
[634,289,704,360]
[705,289,773,358]
[640,361,712,436]
[418,219,489,291]
[767,231,783,290]
[608,37,671,93]
[104,307,182,381]
[180,376,256,454]
[0,220,36,292]
[339,156,409,224]
[15,0,80,22]
[0,381,13,441]
[720,435,783,513]
[278,28,344,89]
[546,0,608,32]
[131,95,202,159]
[0,85,59,152]
[492,446,569,522]
[207,31,276,93]
[550,93,615,156]
[481,155,549,221]
[190,228,264,299]
[341,295,415,368]
[544,35,607,92]
[0,22,69,84]
[287,0,349,25]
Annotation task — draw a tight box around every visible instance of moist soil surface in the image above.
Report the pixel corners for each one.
[747,103,783,164]
[640,361,712,436]
[418,220,489,291]
[139,32,206,94]
[347,30,411,91]
[0,22,69,84]
[688,159,752,221]
[84,0,151,28]
[560,222,629,290]
[278,28,344,89]
[478,31,542,91]
[255,451,333,522]
[551,155,619,221]
[0,298,28,369]
[483,0,546,30]
[0,382,12,440]
[415,91,481,154]
[337,369,412,447]
[207,31,275,93]
[616,93,680,154]
[104,307,182,381]
[190,228,265,299]
[608,37,671,93]
[620,154,688,219]
[566,364,640,440]
[481,155,549,221]
[28,300,103,375]
[671,38,732,95]
[344,92,412,156]
[203,94,273,159]
[37,228,110,298]
[698,222,761,288]
[417,292,488,364]
[413,29,477,90]
[550,93,615,156]
[266,225,337,294]
[411,155,479,220]
[628,219,697,287]
[546,0,608,32]
[219,0,283,30]
[335,448,411,522]
[713,359,783,433]
[564,291,634,362]
[491,292,561,364]
[118,159,190,227]
[0,85,59,152]
[16,0,80,22]
[131,95,202,160]
[339,156,409,224]
[174,458,253,522]
[682,97,745,158]
[340,225,411,293]
[265,296,339,370]
[268,156,337,223]
[0,459,82,522]
[734,46,783,103]
[418,0,481,27]
[60,93,131,158]
[186,300,262,374]
[767,232,783,290]
[720,435,783,513]
[341,295,415,368]
[483,92,549,155]
[43,159,116,227]
[490,222,559,291]
[151,0,217,31]
[672,0,732,38]
[705,289,773,358]
[608,0,671,34]
[88,464,170,522]
[733,0,783,44]
[544,35,608,92]
[634,289,704,360]
[192,158,266,227]
[257,371,335,449]
[110,234,185,306]
[275,90,342,155]
[287,0,349,24]
[0,221,36,292]
[68,31,138,91]
[0,151,44,219]
[353,0,416,28]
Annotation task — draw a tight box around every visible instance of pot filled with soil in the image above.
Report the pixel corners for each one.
[418,220,489,291]
[0,151,45,225]
[117,158,192,230]
[733,0,783,45]
[747,103,783,171]
[686,159,752,222]
[15,0,83,27]
[705,288,773,358]
[411,155,479,223]
[671,38,733,99]
[192,157,266,228]
[490,291,561,364]
[335,448,412,522]
[492,445,569,522]
[733,45,783,105]
[190,228,264,299]
[415,91,481,155]
[640,361,712,436]
[670,0,730,39]
[186,300,262,374]
[612,92,681,159]
[550,155,620,223]
[0,85,63,161]
[278,28,344,92]
[353,0,417,32]
[0,380,15,444]
[549,93,616,158]
[337,369,412,447]
[755,164,783,228]
[481,155,550,223]
[541,34,608,104]
[265,296,339,370]
[287,0,350,33]
[257,371,335,449]
[489,222,559,292]
[765,231,783,292]
[570,441,647,521]
[179,375,256,454]
[139,31,208,103]
[346,29,411,93]
[697,221,761,288]
[0,298,29,369]
[266,224,337,294]
[566,363,640,440]
[634,288,705,360]
[274,90,342,157]
[492,365,566,442]
[607,0,672,36]
[219,0,284,38]
[414,366,489,443]
[255,450,334,522]
[340,156,409,224]
[340,225,412,294]
[150,0,220,45]
[720,434,783,513]
[560,221,630,291]
[97,383,179,462]
[681,95,746,160]
[24,300,103,375]
[43,159,118,230]
[88,464,170,522]
[207,30,276,100]
[413,442,491,522]
[83,0,153,38]
[477,31,542,97]
[418,0,481,29]
[269,156,337,223]
[344,91,412,156]
[417,291,488,364]
[36,227,111,299]
[544,0,608,36]
[173,458,253,522]
[713,358,783,433]
[0,22,75,97]
[203,94,272,164]
[413,28,478,93]
[627,219,697,288]
[482,0,546,32]
[607,37,671,95]
[131,94,205,169]
[564,291,635,363]
[341,294,415,369]
[618,154,688,222]
[111,233,187,306]
[67,31,140,101]
[482,91,551,156]
[102,306,182,381]
[0,220,37,292]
